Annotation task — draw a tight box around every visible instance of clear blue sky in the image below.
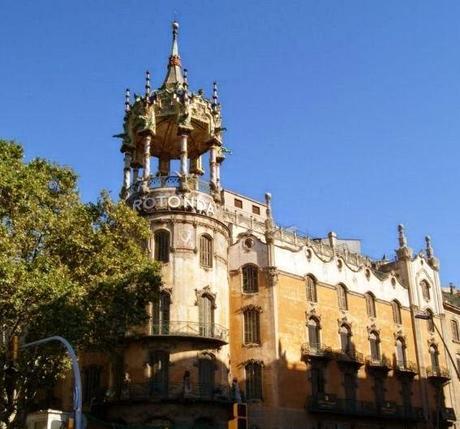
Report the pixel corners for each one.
[1,1,459,286]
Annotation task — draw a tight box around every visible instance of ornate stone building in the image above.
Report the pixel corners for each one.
[72,21,459,429]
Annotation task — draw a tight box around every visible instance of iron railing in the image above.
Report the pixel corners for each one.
[151,321,228,343]
[307,395,424,421]
[128,176,211,194]
[365,355,392,369]
[394,360,418,374]
[108,382,232,403]
[426,365,450,379]
[333,349,364,364]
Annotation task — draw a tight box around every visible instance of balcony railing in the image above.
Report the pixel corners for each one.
[127,176,212,195]
[106,382,232,403]
[151,321,228,343]
[394,360,417,375]
[426,365,451,381]
[301,343,333,359]
[333,349,364,365]
[307,395,424,421]
[365,355,392,370]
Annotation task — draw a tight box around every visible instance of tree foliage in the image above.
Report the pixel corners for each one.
[0,140,161,428]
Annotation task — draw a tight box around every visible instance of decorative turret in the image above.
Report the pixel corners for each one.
[396,224,413,261]
[117,21,225,200]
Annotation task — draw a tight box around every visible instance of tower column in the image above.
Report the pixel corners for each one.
[123,152,132,190]
[158,158,170,176]
[209,145,218,188]
[143,135,152,181]
[179,132,189,176]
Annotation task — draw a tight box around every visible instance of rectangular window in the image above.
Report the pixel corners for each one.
[234,198,243,208]
[451,320,460,342]
[83,365,102,404]
[311,366,325,395]
[150,351,169,396]
[246,363,263,400]
[252,205,260,215]
[244,310,260,344]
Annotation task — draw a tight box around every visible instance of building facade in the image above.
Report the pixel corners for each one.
[68,22,459,429]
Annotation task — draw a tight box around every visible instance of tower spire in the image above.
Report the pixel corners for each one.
[163,20,185,88]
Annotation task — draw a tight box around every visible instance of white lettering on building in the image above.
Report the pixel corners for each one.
[133,194,217,215]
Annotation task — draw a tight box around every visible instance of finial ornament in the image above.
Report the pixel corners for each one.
[425,235,433,258]
[212,81,219,107]
[398,224,407,248]
[145,70,151,96]
[124,88,131,113]
[184,68,188,85]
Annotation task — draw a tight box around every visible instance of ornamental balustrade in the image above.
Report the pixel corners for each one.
[128,175,211,194]
[426,365,450,380]
[107,381,232,403]
[307,395,424,421]
[151,321,228,343]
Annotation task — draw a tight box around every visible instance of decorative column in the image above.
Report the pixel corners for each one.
[209,145,218,189]
[190,156,204,175]
[179,132,189,177]
[132,165,140,183]
[143,135,152,180]
[158,158,170,177]
[122,152,132,191]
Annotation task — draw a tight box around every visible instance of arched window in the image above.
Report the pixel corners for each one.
[200,234,213,268]
[426,309,435,333]
[365,292,376,318]
[308,318,321,351]
[245,361,263,400]
[396,338,406,367]
[369,331,380,361]
[306,275,317,303]
[337,284,348,310]
[152,290,170,334]
[420,280,431,301]
[244,308,261,345]
[242,265,259,293]
[340,324,352,354]
[429,345,440,371]
[154,229,170,262]
[198,294,214,337]
[451,319,460,342]
[392,300,402,324]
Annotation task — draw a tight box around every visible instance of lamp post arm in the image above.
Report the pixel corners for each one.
[22,336,82,429]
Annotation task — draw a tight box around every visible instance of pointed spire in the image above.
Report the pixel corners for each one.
[145,70,151,96]
[124,88,131,113]
[425,235,433,258]
[162,20,184,88]
[398,224,407,248]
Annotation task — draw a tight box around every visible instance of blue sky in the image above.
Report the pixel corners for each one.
[1,1,459,286]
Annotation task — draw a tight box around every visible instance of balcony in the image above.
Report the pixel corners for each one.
[149,321,228,345]
[307,395,424,422]
[426,366,451,383]
[105,382,232,404]
[301,343,333,360]
[333,349,364,368]
[365,355,391,372]
[394,360,418,376]
[129,176,212,195]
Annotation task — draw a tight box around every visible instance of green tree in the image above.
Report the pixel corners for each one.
[0,140,161,428]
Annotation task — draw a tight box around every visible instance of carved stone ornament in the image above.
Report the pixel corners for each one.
[239,359,264,368]
[367,324,380,336]
[305,308,321,321]
[195,285,217,308]
[265,266,278,287]
[393,329,406,342]
[337,316,352,329]
[242,304,263,313]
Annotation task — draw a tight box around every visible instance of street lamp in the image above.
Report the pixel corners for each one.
[8,336,83,429]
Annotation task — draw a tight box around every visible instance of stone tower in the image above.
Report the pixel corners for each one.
[112,21,232,428]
